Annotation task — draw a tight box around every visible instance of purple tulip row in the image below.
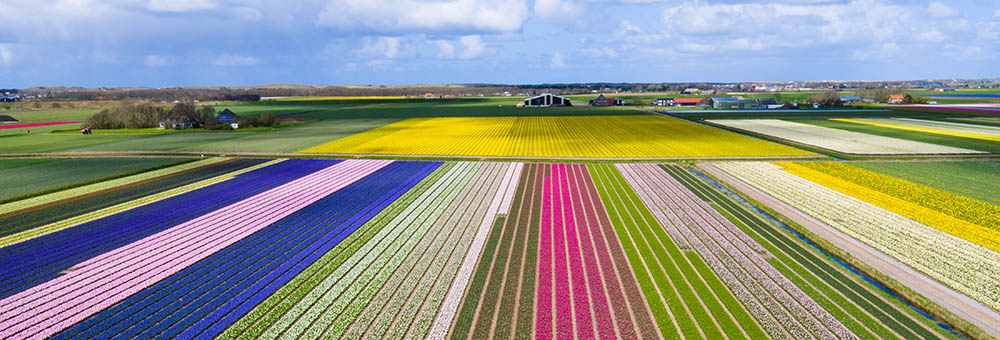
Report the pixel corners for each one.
[617,163,857,340]
[0,159,392,340]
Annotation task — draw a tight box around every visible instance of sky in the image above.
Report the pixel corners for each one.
[0,0,998,88]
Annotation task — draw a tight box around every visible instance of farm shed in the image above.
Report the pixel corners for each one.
[839,96,862,103]
[756,98,778,107]
[672,98,702,106]
[590,94,624,106]
[711,97,757,109]
[0,96,18,103]
[889,94,904,104]
[0,115,19,123]
[522,93,572,107]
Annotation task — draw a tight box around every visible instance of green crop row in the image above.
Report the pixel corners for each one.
[663,164,956,340]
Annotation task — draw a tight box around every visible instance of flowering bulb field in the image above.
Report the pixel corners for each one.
[831,118,1000,138]
[0,156,986,339]
[299,115,814,158]
[714,162,1000,315]
[709,119,984,155]
[830,118,1000,141]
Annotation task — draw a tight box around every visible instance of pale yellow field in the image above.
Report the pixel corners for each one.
[299,115,813,158]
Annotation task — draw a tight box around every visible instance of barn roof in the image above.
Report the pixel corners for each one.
[0,115,18,122]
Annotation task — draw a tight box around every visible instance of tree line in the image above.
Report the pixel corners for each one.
[86,101,276,130]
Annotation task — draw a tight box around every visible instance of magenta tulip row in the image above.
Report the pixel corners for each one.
[0,159,392,340]
[536,164,621,340]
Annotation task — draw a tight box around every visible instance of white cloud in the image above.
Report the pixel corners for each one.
[144,55,173,67]
[432,35,489,59]
[927,2,960,18]
[434,40,456,59]
[0,44,13,65]
[550,52,567,69]
[210,54,259,66]
[353,36,416,59]
[994,8,1000,18]
[916,29,945,42]
[850,42,901,60]
[148,0,217,12]
[582,46,616,57]
[457,35,487,59]
[317,0,530,34]
[535,0,582,20]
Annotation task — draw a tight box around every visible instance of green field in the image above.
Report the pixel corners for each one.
[790,118,1000,154]
[851,161,1000,206]
[0,157,184,200]
[0,101,640,154]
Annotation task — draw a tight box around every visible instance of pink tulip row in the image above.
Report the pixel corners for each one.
[564,164,622,339]
[0,159,392,340]
[536,166,554,339]
[537,164,629,340]
[617,164,856,340]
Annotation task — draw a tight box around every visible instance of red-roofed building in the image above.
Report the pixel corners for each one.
[889,94,904,104]
[672,98,702,106]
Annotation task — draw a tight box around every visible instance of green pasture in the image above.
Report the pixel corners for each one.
[851,161,1000,206]
[0,100,640,154]
[0,157,182,200]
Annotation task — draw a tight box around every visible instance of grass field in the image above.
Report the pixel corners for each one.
[300,115,814,158]
[790,118,1000,154]
[0,101,643,154]
[852,161,1000,206]
[0,157,183,200]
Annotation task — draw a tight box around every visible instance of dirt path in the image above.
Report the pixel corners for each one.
[698,162,1000,339]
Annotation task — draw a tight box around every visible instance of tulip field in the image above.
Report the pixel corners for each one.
[713,162,1000,317]
[4,154,987,339]
[299,115,814,158]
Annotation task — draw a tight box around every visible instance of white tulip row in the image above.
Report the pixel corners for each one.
[708,119,983,154]
[254,162,480,339]
[715,162,1000,312]
[357,162,511,340]
[618,163,856,340]
[881,118,1000,137]
[428,162,523,340]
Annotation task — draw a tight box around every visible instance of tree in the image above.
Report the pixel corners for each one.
[807,91,841,107]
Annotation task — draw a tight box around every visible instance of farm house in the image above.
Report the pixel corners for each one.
[589,94,624,106]
[521,93,572,107]
[654,98,674,106]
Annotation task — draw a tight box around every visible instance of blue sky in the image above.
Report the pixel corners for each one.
[1,0,998,87]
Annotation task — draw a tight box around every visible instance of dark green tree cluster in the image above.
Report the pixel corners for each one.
[86,101,217,129]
